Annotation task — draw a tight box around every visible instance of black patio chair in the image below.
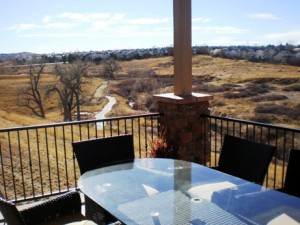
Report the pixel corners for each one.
[277,148,300,198]
[0,190,96,225]
[72,134,134,175]
[72,134,135,224]
[212,134,276,184]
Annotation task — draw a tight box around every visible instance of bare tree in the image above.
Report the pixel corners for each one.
[47,61,88,121]
[18,64,46,118]
[101,58,121,80]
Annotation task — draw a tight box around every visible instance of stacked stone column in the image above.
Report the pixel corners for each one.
[154,93,213,165]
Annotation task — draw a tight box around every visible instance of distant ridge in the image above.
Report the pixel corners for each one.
[1,45,300,66]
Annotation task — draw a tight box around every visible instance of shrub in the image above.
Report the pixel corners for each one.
[251,95,288,102]
[148,102,158,112]
[249,78,276,84]
[224,83,270,99]
[224,91,257,99]
[250,114,274,124]
[148,131,173,158]
[247,83,270,94]
[283,85,300,92]
[274,78,299,85]
[212,101,226,107]
[255,103,287,114]
[145,94,154,110]
[127,69,157,78]
[255,103,300,119]
[194,83,233,93]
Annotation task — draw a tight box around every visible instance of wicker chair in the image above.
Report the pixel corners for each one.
[72,134,134,224]
[212,134,276,184]
[0,190,96,225]
[277,148,300,198]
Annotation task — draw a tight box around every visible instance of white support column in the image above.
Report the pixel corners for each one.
[173,0,192,96]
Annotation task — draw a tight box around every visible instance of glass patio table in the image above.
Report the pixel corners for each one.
[78,158,300,225]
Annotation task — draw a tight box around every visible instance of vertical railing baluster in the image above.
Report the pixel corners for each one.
[150,116,154,141]
[117,119,120,135]
[144,116,147,156]
[44,127,52,194]
[26,130,35,197]
[87,123,90,140]
[291,131,295,149]
[0,142,8,198]
[253,125,256,141]
[214,118,217,165]
[62,125,69,190]
[8,132,17,200]
[226,120,229,135]
[17,131,26,199]
[79,123,82,140]
[94,121,98,138]
[138,117,141,157]
[102,121,105,137]
[281,130,287,188]
[208,117,212,165]
[246,123,249,139]
[109,120,113,136]
[220,119,223,145]
[131,118,137,157]
[70,124,78,187]
[53,127,61,192]
[35,128,44,195]
[232,121,235,137]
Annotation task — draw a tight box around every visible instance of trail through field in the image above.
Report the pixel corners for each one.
[94,82,117,129]
[94,81,109,97]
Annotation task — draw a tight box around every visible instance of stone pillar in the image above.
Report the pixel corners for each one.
[154,93,213,165]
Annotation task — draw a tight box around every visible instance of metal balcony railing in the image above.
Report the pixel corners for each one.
[1,112,300,204]
[0,113,160,203]
[203,114,300,189]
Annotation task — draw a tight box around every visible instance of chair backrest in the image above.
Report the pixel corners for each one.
[218,134,276,184]
[0,197,26,225]
[72,134,134,174]
[283,148,300,198]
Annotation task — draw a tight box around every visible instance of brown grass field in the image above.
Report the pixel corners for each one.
[1,55,300,128]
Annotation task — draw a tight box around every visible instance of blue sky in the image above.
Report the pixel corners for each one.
[1,0,300,54]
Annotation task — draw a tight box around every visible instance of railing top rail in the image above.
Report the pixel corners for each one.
[202,114,300,133]
[0,112,161,132]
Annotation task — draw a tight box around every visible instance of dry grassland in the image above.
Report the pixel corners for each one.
[1,55,300,128]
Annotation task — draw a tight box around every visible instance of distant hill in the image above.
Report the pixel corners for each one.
[1,45,300,66]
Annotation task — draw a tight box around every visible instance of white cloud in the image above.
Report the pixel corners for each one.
[90,21,111,31]
[193,26,249,34]
[10,23,41,31]
[265,30,300,43]
[18,32,91,38]
[43,15,52,23]
[192,18,212,23]
[58,12,111,22]
[128,18,170,25]
[10,21,80,32]
[45,23,80,29]
[248,13,280,20]
[111,13,125,21]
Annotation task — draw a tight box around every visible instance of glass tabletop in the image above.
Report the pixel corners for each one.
[79,158,300,225]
